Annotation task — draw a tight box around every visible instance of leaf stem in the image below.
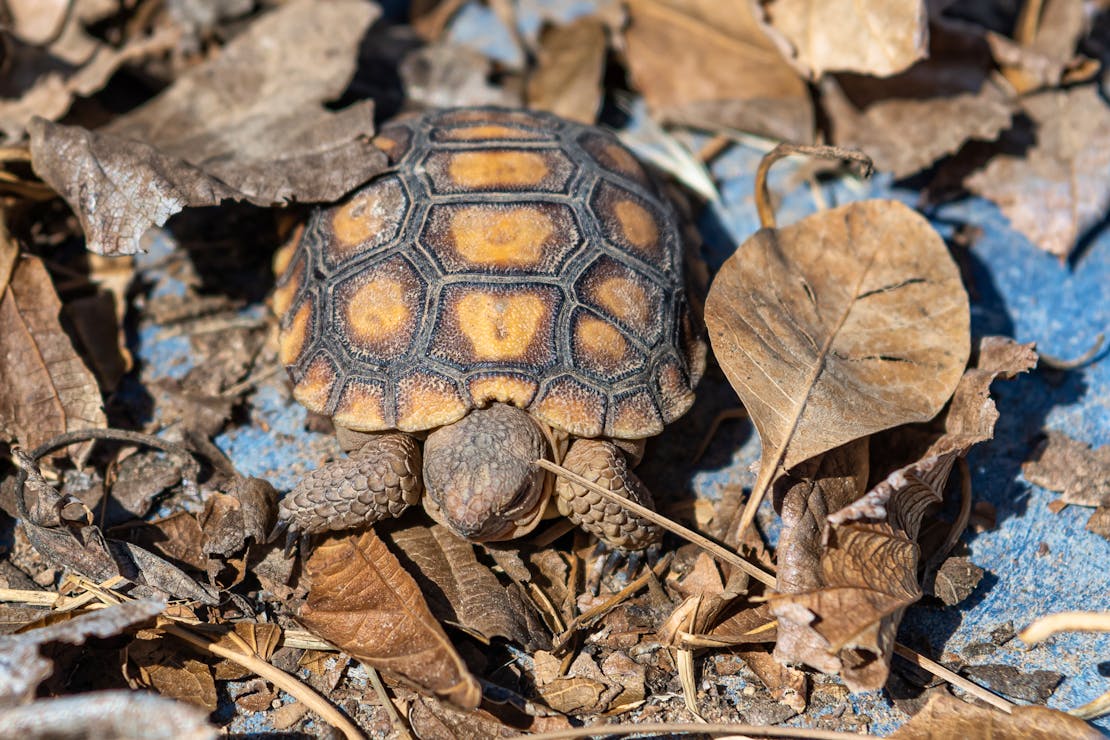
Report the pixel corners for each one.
[753,143,873,229]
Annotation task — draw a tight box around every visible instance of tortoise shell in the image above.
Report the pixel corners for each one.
[274,107,705,440]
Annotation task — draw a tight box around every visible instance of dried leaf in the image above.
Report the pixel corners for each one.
[526,17,607,124]
[734,647,808,713]
[400,43,524,110]
[1023,432,1110,508]
[0,255,106,463]
[931,556,984,606]
[29,0,385,256]
[772,337,1035,690]
[966,85,1110,260]
[818,21,1015,178]
[890,691,1102,739]
[0,691,215,739]
[623,0,813,142]
[960,664,1062,704]
[407,693,521,739]
[199,477,278,557]
[705,199,970,542]
[211,622,281,680]
[299,530,481,709]
[387,523,547,649]
[0,599,164,706]
[129,637,218,711]
[532,651,613,714]
[759,0,928,78]
[988,0,1093,93]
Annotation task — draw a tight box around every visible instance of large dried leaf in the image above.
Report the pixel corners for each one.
[0,254,105,463]
[821,23,1014,178]
[890,691,1103,739]
[128,637,217,711]
[622,0,813,142]
[966,85,1110,260]
[760,0,927,78]
[772,337,1036,690]
[0,599,165,706]
[387,523,547,650]
[299,530,481,709]
[0,691,216,740]
[29,0,386,256]
[526,17,607,124]
[704,199,970,541]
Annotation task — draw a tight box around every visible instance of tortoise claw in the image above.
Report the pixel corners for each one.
[586,541,657,595]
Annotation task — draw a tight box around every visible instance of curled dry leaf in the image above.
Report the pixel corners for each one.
[299,530,481,709]
[889,691,1102,739]
[387,523,548,650]
[29,0,386,256]
[988,0,1093,94]
[772,337,1036,691]
[0,599,165,706]
[759,0,928,78]
[966,85,1110,261]
[0,690,216,740]
[0,254,106,464]
[622,0,813,142]
[127,637,217,711]
[526,16,607,124]
[704,198,970,544]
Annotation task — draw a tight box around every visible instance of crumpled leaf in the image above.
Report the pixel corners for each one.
[299,530,481,709]
[988,0,1094,94]
[622,0,813,142]
[772,337,1036,691]
[890,691,1102,739]
[0,0,178,142]
[0,690,215,740]
[704,199,970,543]
[0,253,106,464]
[387,523,548,650]
[127,637,217,711]
[526,16,607,124]
[966,84,1110,261]
[1023,431,1110,508]
[29,0,386,256]
[198,477,278,557]
[759,0,928,78]
[822,23,1014,178]
[0,599,165,706]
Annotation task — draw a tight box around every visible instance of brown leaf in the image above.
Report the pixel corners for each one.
[299,530,481,709]
[143,513,208,572]
[532,651,613,714]
[0,254,106,463]
[622,0,813,142]
[890,691,1102,739]
[819,21,1014,178]
[387,523,547,649]
[526,17,607,124]
[212,623,282,681]
[1087,506,1110,541]
[989,0,1093,93]
[199,477,278,557]
[734,646,808,713]
[704,199,970,541]
[0,691,216,739]
[1023,432,1110,508]
[931,556,984,606]
[129,637,218,711]
[772,337,1035,690]
[29,0,385,256]
[407,693,522,739]
[966,85,1110,260]
[399,43,524,110]
[759,0,928,78]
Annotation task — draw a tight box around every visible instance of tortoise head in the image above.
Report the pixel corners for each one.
[422,403,549,541]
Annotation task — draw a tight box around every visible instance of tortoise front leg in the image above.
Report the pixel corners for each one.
[554,439,662,551]
[276,432,422,542]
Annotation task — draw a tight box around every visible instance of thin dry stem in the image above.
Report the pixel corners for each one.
[893,643,1014,713]
[366,664,414,740]
[692,407,748,463]
[1019,611,1110,644]
[753,143,873,229]
[1069,688,1110,720]
[508,722,871,740]
[535,459,776,587]
[1038,333,1104,370]
[164,623,366,740]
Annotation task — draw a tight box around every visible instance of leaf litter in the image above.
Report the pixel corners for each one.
[0,0,1107,737]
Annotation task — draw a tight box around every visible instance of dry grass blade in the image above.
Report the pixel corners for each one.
[535,459,776,587]
[1069,690,1110,720]
[366,664,414,740]
[892,644,1014,713]
[164,623,366,740]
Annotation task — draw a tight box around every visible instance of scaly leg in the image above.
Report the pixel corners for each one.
[275,433,421,545]
[554,438,662,551]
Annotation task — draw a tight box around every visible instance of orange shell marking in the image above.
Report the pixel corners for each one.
[446,150,551,190]
[333,379,388,431]
[396,373,467,430]
[613,199,659,253]
[593,275,652,332]
[328,178,406,261]
[440,124,543,141]
[456,292,548,361]
[575,315,629,371]
[343,276,410,349]
[279,301,312,366]
[467,375,538,407]
[534,378,605,437]
[449,206,553,268]
[293,354,338,413]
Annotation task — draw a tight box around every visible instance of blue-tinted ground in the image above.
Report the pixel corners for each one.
[129,3,1109,734]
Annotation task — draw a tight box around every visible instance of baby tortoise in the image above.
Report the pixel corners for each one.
[273,107,705,552]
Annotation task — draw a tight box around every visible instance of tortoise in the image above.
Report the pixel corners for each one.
[272,107,705,552]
